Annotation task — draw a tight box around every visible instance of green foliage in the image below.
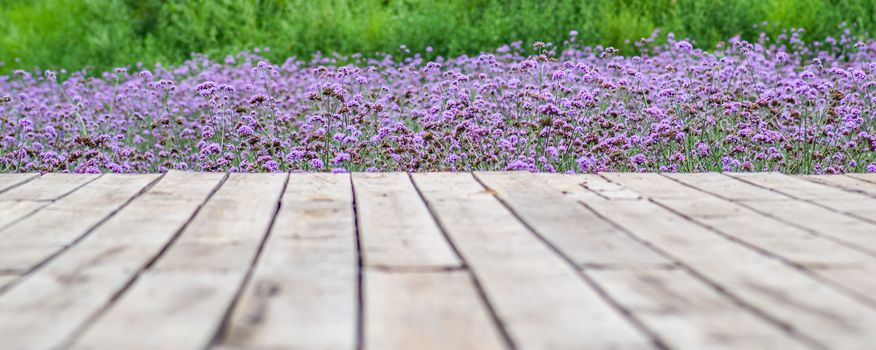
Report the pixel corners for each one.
[2,0,874,74]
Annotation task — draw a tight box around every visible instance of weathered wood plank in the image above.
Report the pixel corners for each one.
[0,174,159,273]
[220,174,358,350]
[529,173,605,202]
[575,174,641,199]
[148,174,287,272]
[0,200,48,230]
[69,173,287,350]
[664,173,785,201]
[0,244,64,274]
[412,173,655,350]
[569,181,876,349]
[0,173,97,201]
[364,271,507,350]
[667,173,876,257]
[605,174,862,267]
[0,171,225,350]
[352,172,460,269]
[0,174,91,231]
[803,175,876,198]
[731,173,871,201]
[730,173,876,221]
[590,269,808,350]
[75,272,242,350]
[607,173,876,306]
[846,173,876,184]
[475,172,669,268]
[0,275,14,289]
[0,173,38,193]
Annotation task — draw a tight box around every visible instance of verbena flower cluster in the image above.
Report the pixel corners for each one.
[2,30,875,173]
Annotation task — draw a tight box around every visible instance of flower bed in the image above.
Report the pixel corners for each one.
[2,31,875,173]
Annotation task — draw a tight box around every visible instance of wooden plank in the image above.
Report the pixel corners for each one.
[0,244,65,274]
[475,172,669,268]
[411,173,656,350]
[0,173,97,201]
[606,173,876,306]
[76,272,241,350]
[0,173,88,231]
[0,275,14,289]
[579,176,642,199]
[220,174,358,350]
[847,173,876,184]
[590,269,808,350]
[0,174,159,273]
[364,271,506,350]
[740,200,876,254]
[147,174,287,272]
[667,173,876,256]
[0,200,48,229]
[352,172,461,269]
[804,175,876,198]
[569,189,876,349]
[730,173,876,221]
[529,173,605,202]
[0,171,225,350]
[663,173,787,201]
[605,174,867,266]
[731,172,872,201]
[69,173,287,350]
[0,173,38,193]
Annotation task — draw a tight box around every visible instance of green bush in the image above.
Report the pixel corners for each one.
[2,0,875,74]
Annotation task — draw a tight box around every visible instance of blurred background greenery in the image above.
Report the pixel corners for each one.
[1,0,874,74]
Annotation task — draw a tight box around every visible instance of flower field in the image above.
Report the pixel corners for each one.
[1,31,875,174]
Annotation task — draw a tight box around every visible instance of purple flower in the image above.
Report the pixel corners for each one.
[0,31,872,175]
[138,70,153,81]
[676,41,693,51]
[332,152,351,165]
[310,158,324,169]
[630,154,647,165]
[263,160,279,172]
[237,125,254,135]
[576,156,596,172]
[505,160,531,171]
[696,142,710,157]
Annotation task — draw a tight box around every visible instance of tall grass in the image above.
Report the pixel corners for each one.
[2,0,875,74]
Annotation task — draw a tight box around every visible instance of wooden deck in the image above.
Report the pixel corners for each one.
[1,172,876,350]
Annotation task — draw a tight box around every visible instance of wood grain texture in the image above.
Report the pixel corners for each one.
[0,173,97,201]
[364,271,506,350]
[412,173,656,350]
[730,172,876,220]
[803,175,876,198]
[0,171,224,350]
[69,173,286,350]
[667,173,876,256]
[0,173,38,193]
[664,173,785,201]
[0,172,873,350]
[0,275,14,289]
[0,174,159,273]
[475,172,669,268]
[609,173,876,307]
[352,172,461,269]
[591,269,808,350]
[847,173,876,184]
[220,174,358,350]
[578,192,876,349]
[0,200,47,229]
